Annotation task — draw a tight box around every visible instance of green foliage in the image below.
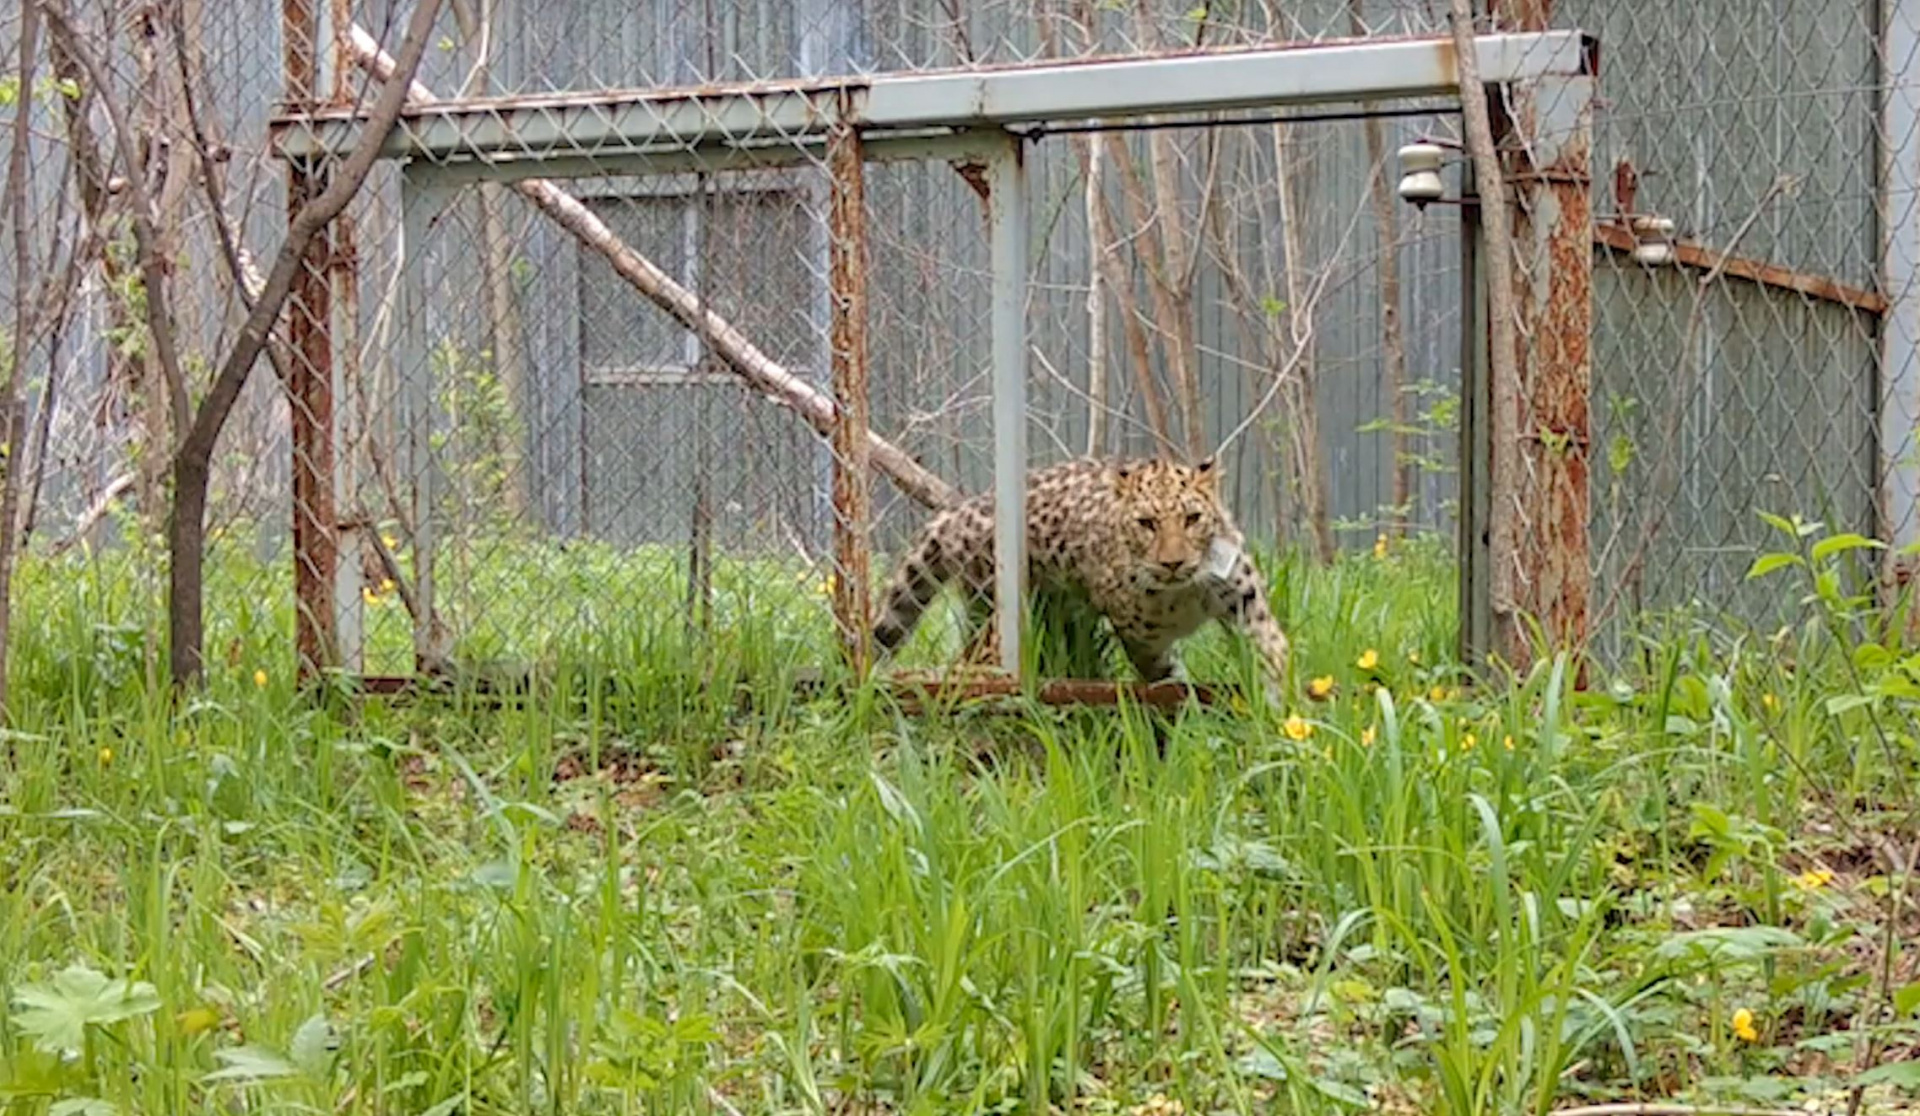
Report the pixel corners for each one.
[0,526,1915,1114]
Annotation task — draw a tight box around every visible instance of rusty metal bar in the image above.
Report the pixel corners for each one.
[1592,223,1888,316]
[1489,0,1594,669]
[827,110,874,674]
[350,670,1221,713]
[285,0,339,682]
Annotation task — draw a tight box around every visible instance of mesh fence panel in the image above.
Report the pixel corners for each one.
[6,0,1903,687]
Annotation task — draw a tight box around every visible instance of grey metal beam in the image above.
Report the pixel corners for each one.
[987,134,1029,674]
[1882,0,1920,569]
[272,32,1594,165]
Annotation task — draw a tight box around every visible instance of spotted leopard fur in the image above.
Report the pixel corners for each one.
[871,456,1289,702]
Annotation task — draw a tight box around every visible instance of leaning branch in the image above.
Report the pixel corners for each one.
[1447,0,1524,639]
[346,25,959,513]
[168,0,446,687]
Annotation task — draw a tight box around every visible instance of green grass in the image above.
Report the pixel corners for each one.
[1,529,1917,1115]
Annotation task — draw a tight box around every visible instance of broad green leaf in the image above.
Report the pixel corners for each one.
[289,1014,337,1079]
[1824,693,1878,716]
[1653,925,1804,963]
[202,1045,299,1083]
[1856,1060,1920,1088]
[50,1100,117,1116]
[1744,552,1803,580]
[1894,981,1920,1018]
[10,966,161,1056]
[1756,511,1798,536]
[1810,532,1885,562]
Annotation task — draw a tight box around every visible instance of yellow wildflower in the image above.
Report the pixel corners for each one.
[1761,692,1779,712]
[363,587,381,605]
[1360,725,1377,747]
[1282,715,1314,742]
[1357,648,1379,671]
[1408,650,1422,665]
[97,746,113,767]
[1460,732,1477,752]
[381,533,400,552]
[1308,675,1335,700]
[1429,685,1448,703]
[1793,867,1834,890]
[1502,734,1516,751]
[380,578,396,594]
[175,1006,222,1036]
[253,669,268,689]
[1731,1007,1759,1043]
[1373,534,1389,560]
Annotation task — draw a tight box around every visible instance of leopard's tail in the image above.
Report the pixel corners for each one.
[872,519,958,655]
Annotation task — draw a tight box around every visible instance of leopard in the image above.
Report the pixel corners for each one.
[870,455,1290,703]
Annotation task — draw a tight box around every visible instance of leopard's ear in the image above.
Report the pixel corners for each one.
[1192,455,1220,492]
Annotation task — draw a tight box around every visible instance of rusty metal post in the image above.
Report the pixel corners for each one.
[327,0,364,672]
[1487,0,1595,670]
[285,0,338,681]
[828,108,874,674]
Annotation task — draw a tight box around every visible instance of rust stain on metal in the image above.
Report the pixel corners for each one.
[1487,0,1592,675]
[828,108,875,674]
[285,0,337,681]
[1592,223,1888,315]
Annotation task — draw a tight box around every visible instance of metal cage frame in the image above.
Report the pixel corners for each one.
[268,28,1599,697]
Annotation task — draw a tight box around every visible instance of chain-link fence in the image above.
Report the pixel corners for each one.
[0,0,1909,692]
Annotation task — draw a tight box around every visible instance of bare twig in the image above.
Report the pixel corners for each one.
[38,1,193,444]
[167,0,448,688]
[1348,0,1414,533]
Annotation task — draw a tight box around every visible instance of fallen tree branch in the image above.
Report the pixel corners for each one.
[44,472,135,557]
[347,25,958,513]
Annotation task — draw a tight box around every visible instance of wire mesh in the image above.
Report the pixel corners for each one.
[8,0,1892,691]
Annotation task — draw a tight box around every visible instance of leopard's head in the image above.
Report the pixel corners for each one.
[1111,457,1229,585]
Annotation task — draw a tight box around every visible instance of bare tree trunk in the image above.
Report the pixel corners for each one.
[167,0,448,688]
[449,0,531,521]
[1084,136,1110,456]
[1129,0,1205,456]
[1093,135,1175,454]
[0,2,42,722]
[1447,0,1525,653]
[1348,0,1413,533]
[1272,123,1335,563]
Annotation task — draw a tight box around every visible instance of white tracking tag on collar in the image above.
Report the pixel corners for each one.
[1199,535,1241,581]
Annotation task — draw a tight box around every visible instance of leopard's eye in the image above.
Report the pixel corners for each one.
[1185,512,1202,528]
[1137,516,1157,531]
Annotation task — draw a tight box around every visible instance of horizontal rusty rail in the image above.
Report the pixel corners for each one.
[344,669,1224,711]
[1594,222,1887,315]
